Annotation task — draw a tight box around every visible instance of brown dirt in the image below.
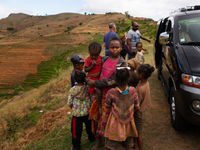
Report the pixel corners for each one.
[0,48,50,87]
[141,42,200,150]
[0,13,128,88]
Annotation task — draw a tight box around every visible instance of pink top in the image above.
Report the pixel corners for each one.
[99,57,119,93]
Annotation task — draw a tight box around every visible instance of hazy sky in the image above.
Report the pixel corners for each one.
[0,0,199,20]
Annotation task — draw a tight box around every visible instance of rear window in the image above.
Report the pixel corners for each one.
[178,16,200,44]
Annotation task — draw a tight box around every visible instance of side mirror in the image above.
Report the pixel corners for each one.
[159,32,169,45]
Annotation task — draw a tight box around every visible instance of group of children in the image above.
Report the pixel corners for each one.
[67,36,154,150]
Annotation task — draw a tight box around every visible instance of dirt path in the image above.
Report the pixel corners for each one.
[143,42,200,150]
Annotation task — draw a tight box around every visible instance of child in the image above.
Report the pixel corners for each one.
[135,42,148,64]
[84,42,102,94]
[86,36,127,150]
[84,42,102,134]
[70,54,85,87]
[104,67,140,150]
[67,71,95,150]
[120,34,129,59]
[134,64,154,150]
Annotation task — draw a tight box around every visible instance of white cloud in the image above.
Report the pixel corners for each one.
[0,4,34,19]
[0,5,13,19]
[82,0,200,20]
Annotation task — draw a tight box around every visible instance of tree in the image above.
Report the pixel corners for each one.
[125,11,131,19]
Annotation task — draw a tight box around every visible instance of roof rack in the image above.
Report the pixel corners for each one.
[180,5,200,12]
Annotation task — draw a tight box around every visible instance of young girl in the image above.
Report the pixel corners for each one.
[85,42,102,134]
[87,36,127,150]
[67,71,95,150]
[85,42,102,94]
[104,67,140,150]
[135,42,148,64]
[134,64,154,150]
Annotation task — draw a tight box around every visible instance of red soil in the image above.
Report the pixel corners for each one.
[0,48,50,87]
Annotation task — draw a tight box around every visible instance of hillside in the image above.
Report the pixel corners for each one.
[0,12,157,150]
[0,13,132,96]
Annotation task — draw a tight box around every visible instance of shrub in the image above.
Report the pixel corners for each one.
[7,27,15,31]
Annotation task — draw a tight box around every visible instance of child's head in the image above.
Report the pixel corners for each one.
[71,54,84,70]
[108,36,122,58]
[120,34,126,44]
[74,70,86,84]
[115,67,130,87]
[136,42,142,52]
[88,42,102,60]
[137,64,155,80]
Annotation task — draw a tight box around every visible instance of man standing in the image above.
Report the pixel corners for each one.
[103,23,119,56]
[127,22,150,59]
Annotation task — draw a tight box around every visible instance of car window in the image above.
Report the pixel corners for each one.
[178,16,200,44]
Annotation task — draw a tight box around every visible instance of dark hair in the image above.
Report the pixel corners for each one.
[108,36,122,47]
[88,42,102,54]
[74,71,86,84]
[128,71,139,87]
[115,68,130,86]
[136,42,142,47]
[137,64,155,79]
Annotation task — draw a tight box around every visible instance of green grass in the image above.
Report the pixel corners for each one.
[0,33,103,100]
[116,19,157,39]
[23,116,97,150]
[2,108,43,142]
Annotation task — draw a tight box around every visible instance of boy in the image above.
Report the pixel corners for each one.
[70,54,85,87]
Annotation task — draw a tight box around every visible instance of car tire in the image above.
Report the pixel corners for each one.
[169,87,186,130]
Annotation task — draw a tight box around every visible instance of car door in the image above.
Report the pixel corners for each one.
[162,17,178,92]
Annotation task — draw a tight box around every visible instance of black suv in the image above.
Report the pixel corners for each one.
[155,6,200,130]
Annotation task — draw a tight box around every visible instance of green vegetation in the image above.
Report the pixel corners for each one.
[0,33,103,99]
[116,19,157,39]
[64,25,76,33]
[125,11,131,19]
[23,117,96,150]
[7,27,15,31]
[6,27,17,33]
[2,108,43,141]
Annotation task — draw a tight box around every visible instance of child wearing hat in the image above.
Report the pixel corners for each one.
[70,54,85,87]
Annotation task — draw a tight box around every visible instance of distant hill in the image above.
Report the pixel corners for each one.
[0,12,156,93]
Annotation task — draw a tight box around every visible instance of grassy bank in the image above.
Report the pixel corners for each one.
[0,33,103,100]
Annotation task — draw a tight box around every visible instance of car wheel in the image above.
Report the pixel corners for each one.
[170,87,185,130]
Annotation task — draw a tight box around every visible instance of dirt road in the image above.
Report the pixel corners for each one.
[143,42,200,150]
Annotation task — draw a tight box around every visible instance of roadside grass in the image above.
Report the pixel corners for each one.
[22,116,97,150]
